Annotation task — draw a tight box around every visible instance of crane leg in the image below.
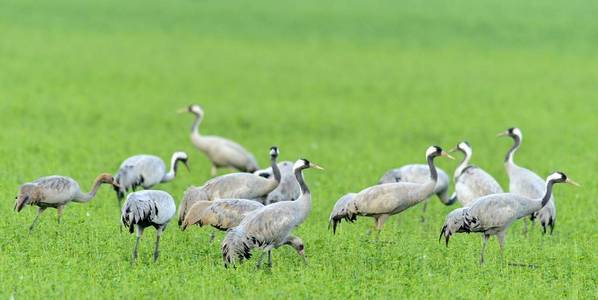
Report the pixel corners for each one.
[153,227,163,262]
[211,165,218,177]
[208,231,216,244]
[420,199,428,223]
[496,231,506,262]
[374,215,389,240]
[267,250,272,268]
[480,234,489,265]
[256,252,267,269]
[56,205,64,224]
[549,219,556,235]
[29,207,46,233]
[132,226,143,262]
[522,218,529,237]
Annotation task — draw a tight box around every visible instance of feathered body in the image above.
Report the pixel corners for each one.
[329,146,453,233]
[183,104,258,175]
[450,142,503,207]
[121,190,176,262]
[114,152,188,204]
[181,199,264,231]
[441,172,576,263]
[378,164,451,204]
[15,174,117,231]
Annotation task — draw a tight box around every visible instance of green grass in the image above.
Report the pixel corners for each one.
[1,0,597,298]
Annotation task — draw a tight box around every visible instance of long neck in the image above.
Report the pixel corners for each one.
[505,136,521,166]
[521,179,556,217]
[409,155,438,203]
[293,168,312,222]
[191,114,202,135]
[271,157,281,183]
[427,155,438,182]
[540,180,555,208]
[455,150,471,178]
[162,157,181,183]
[78,177,104,202]
[295,168,309,195]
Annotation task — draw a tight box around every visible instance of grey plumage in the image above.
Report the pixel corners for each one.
[181,199,264,231]
[253,161,301,204]
[114,152,189,205]
[181,104,259,176]
[177,147,281,225]
[15,173,118,232]
[121,190,176,262]
[221,159,322,268]
[378,164,452,207]
[449,141,503,207]
[499,127,557,235]
[441,172,577,264]
[330,146,454,234]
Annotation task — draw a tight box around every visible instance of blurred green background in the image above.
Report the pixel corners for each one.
[0,0,596,298]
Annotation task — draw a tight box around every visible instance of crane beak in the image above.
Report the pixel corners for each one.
[566,178,581,187]
[310,163,325,170]
[448,147,458,153]
[183,160,191,172]
[496,131,508,137]
[441,151,455,160]
[176,107,188,114]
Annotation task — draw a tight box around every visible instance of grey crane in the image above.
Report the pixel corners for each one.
[254,161,301,204]
[221,158,323,268]
[499,127,557,235]
[14,173,119,232]
[181,198,264,231]
[440,172,578,264]
[179,104,259,176]
[329,146,453,234]
[114,152,189,205]
[121,190,176,262]
[177,146,281,225]
[448,141,503,207]
[378,164,452,221]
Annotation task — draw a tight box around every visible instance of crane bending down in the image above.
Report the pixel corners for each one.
[177,146,281,225]
[121,190,176,262]
[441,172,578,264]
[15,174,119,232]
[221,159,323,268]
[329,146,453,234]
[179,104,258,176]
[114,152,189,206]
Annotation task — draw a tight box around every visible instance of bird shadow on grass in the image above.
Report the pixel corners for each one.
[507,262,539,269]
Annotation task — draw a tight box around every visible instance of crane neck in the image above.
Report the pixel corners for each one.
[271,156,281,184]
[505,135,521,166]
[191,114,203,135]
[539,179,556,208]
[162,156,184,183]
[455,149,471,178]
[78,176,105,202]
[427,155,438,182]
[294,167,310,195]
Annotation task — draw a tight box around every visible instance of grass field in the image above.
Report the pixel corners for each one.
[1,0,597,298]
